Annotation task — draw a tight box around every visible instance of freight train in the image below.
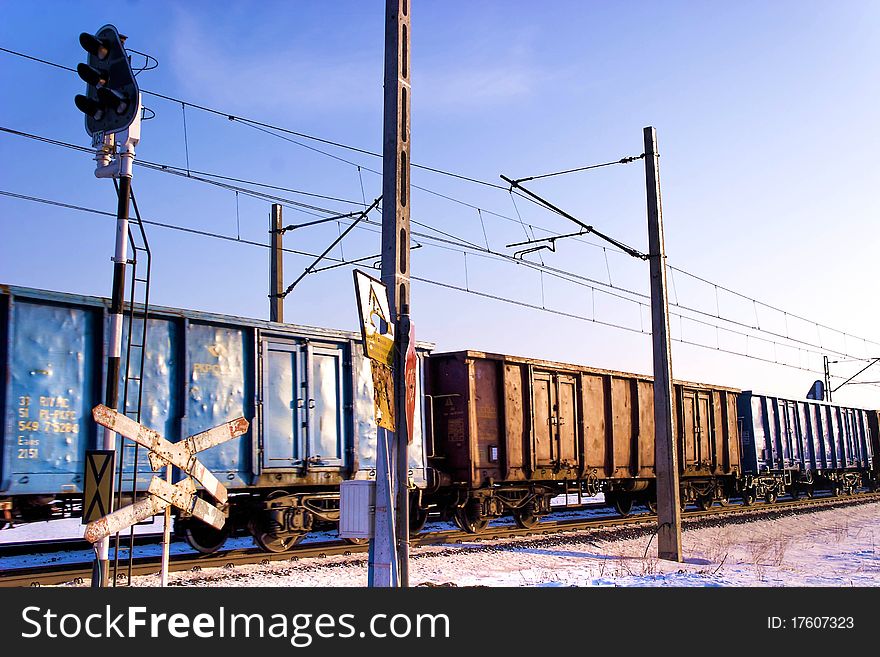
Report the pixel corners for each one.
[1,285,878,552]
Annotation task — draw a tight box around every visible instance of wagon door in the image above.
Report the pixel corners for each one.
[531,371,577,470]
[261,340,305,469]
[556,374,578,468]
[681,391,698,469]
[784,401,801,468]
[843,409,857,468]
[304,344,346,471]
[695,393,712,467]
[532,372,555,467]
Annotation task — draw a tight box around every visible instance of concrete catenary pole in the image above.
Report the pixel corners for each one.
[373,0,412,587]
[270,204,284,323]
[643,126,682,562]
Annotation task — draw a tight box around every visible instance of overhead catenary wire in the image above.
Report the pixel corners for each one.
[0,189,349,262]
[0,45,507,190]
[275,196,382,298]
[667,263,880,353]
[4,187,875,383]
[0,126,361,216]
[509,153,645,184]
[3,122,876,368]
[1,123,872,363]
[5,49,880,394]
[3,40,879,365]
[0,186,848,371]
[5,41,878,357]
[3,44,639,246]
[408,274,829,376]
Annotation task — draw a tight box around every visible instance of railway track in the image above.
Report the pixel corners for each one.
[0,532,165,559]
[2,491,878,587]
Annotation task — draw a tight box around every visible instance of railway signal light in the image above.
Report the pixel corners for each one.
[74,24,140,139]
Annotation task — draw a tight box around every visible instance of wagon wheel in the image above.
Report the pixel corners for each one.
[645,499,658,514]
[248,491,306,553]
[764,490,778,505]
[451,510,466,532]
[718,493,731,507]
[513,506,540,529]
[789,486,800,501]
[454,508,489,534]
[805,485,814,498]
[409,505,429,536]
[697,495,713,511]
[831,483,842,497]
[248,517,305,553]
[613,495,634,517]
[343,537,369,545]
[183,519,231,555]
[742,490,756,507]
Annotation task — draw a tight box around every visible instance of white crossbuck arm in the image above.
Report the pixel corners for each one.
[84,476,226,543]
[91,404,248,504]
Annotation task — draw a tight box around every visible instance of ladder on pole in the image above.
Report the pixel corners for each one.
[111,183,152,586]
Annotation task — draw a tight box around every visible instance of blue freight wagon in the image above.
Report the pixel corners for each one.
[737,390,874,503]
[0,284,430,553]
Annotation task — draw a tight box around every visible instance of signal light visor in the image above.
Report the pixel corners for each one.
[74,95,104,120]
[96,86,129,114]
[79,32,109,60]
[77,63,108,87]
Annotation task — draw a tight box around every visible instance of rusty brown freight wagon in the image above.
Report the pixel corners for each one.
[425,351,741,533]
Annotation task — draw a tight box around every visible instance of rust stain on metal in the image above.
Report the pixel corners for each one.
[84,517,109,543]
[371,362,395,431]
[92,403,115,426]
[229,417,250,436]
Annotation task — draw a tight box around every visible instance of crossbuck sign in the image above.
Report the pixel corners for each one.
[84,404,248,543]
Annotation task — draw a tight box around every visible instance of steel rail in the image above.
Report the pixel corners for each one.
[2,492,878,587]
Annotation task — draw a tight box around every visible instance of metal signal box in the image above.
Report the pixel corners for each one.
[339,480,376,539]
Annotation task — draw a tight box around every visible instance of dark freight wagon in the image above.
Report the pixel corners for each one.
[0,284,430,552]
[425,351,741,531]
[737,391,876,502]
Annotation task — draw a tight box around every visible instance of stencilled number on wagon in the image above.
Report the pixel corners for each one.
[447,417,465,443]
[18,432,40,459]
[39,395,70,408]
[42,422,79,434]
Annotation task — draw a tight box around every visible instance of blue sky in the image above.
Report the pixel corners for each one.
[2,1,879,406]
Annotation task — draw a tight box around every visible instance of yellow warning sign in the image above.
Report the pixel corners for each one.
[371,361,396,431]
[354,270,395,368]
[354,270,398,429]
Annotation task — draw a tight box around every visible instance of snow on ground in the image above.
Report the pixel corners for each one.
[0,516,167,543]
[114,500,880,588]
